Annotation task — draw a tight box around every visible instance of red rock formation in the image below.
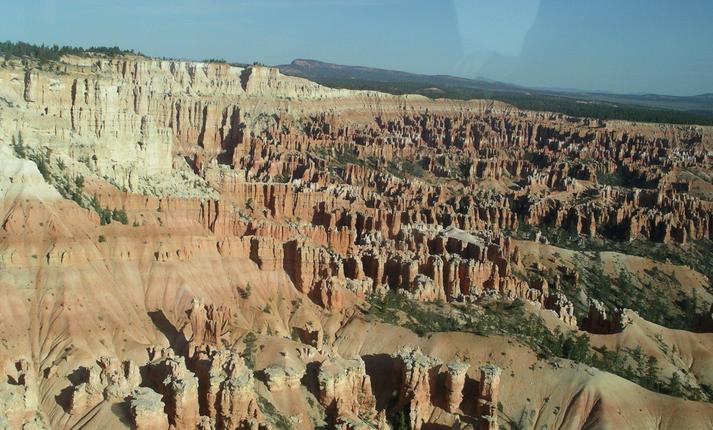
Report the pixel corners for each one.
[0,360,46,428]
[2,52,713,430]
[145,350,201,430]
[188,298,231,355]
[317,356,378,424]
[264,364,305,392]
[477,364,502,430]
[393,347,442,430]
[68,357,141,415]
[581,299,632,334]
[445,361,470,413]
[129,387,170,430]
[148,341,264,429]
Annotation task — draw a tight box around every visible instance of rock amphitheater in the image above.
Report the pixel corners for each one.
[1,54,713,429]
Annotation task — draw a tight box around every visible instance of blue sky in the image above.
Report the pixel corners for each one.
[2,0,712,96]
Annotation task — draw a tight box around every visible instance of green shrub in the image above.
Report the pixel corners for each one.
[241,332,257,368]
[389,407,410,430]
[12,133,26,158]
[257,396,292,430]
[0,40,142,62]
[367,293,701,401]
[239,284,252,299]
[111,208,129,225]
[274,173,291,183]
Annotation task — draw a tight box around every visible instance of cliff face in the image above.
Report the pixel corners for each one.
[1,53,713,430]
[0,56,504,198]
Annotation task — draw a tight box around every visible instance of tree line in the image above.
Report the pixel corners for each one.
[0,40,143,63]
